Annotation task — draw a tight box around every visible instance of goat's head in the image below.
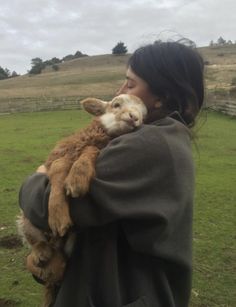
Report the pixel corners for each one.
[80,94,147,136]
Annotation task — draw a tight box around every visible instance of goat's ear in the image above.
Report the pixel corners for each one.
[80,98,108,116]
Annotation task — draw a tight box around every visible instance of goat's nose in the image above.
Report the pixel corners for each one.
[129,112,139,122]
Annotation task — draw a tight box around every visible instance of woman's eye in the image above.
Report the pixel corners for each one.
[127,83,134,89]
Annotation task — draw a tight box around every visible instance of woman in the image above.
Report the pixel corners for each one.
[19,40,204,307]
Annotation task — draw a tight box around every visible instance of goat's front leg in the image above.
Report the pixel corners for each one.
[65,146,100,197]
[48,158,73,236]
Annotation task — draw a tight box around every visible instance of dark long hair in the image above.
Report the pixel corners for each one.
[128,41,204,126]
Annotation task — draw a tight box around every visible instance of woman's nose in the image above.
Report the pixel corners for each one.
[116,81,127,95]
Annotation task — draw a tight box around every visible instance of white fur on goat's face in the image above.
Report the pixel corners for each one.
[100,94,147,136]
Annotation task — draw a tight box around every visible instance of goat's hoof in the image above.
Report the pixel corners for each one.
[49,219,72,237]
[65,180,89,198]
[58,223,71,237]
[64,182,80,198]
[48,201,73,237]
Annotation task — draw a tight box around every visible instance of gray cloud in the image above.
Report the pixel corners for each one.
[0,0,235,74]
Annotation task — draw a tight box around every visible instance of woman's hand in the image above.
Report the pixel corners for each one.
[36,165,47,174]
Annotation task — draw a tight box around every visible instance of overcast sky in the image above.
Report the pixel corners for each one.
[0,0,235,74]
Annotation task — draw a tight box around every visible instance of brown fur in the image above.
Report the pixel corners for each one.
[46,118,110,236]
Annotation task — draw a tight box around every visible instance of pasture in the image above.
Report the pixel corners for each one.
[0,109,235,306]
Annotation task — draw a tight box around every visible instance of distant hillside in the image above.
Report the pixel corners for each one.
[198,45,236,91]
[0,54,129,99]
[0,45,236,113]
[198,44,236,115]
[199,44,236,65]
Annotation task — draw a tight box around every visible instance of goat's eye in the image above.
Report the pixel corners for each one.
[113,103,120,108]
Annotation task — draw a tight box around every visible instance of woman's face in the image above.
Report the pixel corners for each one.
[116,67,160,111]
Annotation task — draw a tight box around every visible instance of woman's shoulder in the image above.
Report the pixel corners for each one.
[109,117,190,150]
[98,117,192,169]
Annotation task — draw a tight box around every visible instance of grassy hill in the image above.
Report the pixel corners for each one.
[198,45,236,95]
[0,45,236,113]
[0,54,129,99]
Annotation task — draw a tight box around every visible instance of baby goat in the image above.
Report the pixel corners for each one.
[18,94,147,307]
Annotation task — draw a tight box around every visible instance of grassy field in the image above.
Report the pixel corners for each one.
[0,109,235,306]
[0,110,92,306]
[191,111,236,306]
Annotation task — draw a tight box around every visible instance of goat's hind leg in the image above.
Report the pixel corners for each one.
[65,146,100,197]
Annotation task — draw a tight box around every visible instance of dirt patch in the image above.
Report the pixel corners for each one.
[20,156,35,163]
[0,298,19,306]
[0,235,22,249]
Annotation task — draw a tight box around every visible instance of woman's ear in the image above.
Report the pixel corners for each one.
[80,98,108,116]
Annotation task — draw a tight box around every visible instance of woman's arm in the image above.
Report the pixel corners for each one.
[19,172,51,231]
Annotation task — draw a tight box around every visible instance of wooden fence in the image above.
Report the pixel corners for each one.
[0,96,83,114]
[209,100,236,116]
[206,89,236,117]
[0,93,235,117]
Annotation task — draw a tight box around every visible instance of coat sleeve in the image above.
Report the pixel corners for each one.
[19,173,51,231]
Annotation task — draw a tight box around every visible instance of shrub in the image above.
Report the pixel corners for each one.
[52,64,59,72]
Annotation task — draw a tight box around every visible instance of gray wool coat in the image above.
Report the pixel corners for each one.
[19,117,195,307]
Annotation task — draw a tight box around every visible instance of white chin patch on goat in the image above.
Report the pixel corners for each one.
[100,113,117,134]
[101,113,133,136]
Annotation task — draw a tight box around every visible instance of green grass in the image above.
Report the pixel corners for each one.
[0,110,92,306]
[0,110,235,306]
[191,111,236,306]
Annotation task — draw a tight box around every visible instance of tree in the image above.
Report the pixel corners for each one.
[29,57,45,75]
[11,71,19,78]
[0,66,9,80]
[112,42,128,55]
[217,36,226,45]
[52,64,59,72]
[44,57,61,66]
[209,40,214,47]
[4,68,11,78]
[62,51,88,62]
[62,54,74,62]
[74,50,88,58]
[51,57,61,64]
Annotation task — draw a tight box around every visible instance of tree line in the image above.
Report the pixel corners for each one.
[209,36,236,47]
[0,67,19,80]
[29,50,89,74]
[29,42,128,75]
[0,42,128,79]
